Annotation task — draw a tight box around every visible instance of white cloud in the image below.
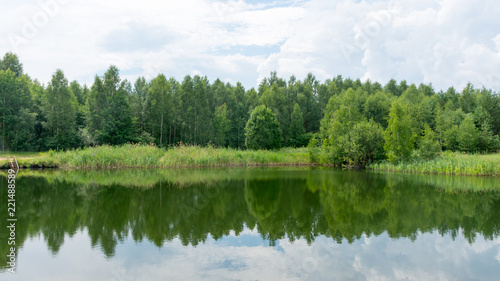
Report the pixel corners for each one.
[6,229,500,281]
[0,0,499,91]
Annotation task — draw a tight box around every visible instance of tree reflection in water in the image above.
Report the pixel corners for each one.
[1,168,499,270]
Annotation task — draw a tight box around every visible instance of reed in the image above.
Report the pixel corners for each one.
[159,143,309,167]
[50,143,166,168]
[1,143,310,169]
[370,151,500,176]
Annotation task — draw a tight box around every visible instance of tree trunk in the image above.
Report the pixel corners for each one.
[160,113,163,146]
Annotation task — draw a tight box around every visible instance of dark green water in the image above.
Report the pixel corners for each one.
[1,167,500,280]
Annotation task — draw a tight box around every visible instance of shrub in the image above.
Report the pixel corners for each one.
[245,105,282,150]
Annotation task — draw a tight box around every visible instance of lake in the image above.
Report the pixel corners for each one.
[1,167,500,280]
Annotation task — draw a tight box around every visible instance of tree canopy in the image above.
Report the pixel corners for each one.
[0,52,498,164]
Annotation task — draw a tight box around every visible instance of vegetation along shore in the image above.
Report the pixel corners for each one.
[1,52,499,175]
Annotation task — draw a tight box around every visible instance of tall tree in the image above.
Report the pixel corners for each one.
[104,81,134,145]
[288,103,306,147]
[457,115,479,153]
[364,90,391,128]
[131,77,150,135]
[87,66,133,145]
[384,100,417,163]
[0,52,23,77]
[86,76,107,145]
[213,103,230,147]
[42,69,79,149]
[0,69,34,151]
[145,74,173,146]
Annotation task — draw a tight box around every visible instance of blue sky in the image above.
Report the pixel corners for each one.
[1,0,499,91]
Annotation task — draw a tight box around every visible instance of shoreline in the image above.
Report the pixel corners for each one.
[1,145,499,177]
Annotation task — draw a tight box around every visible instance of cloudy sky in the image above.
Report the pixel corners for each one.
[1,0,499,91]
[8,229,500,280]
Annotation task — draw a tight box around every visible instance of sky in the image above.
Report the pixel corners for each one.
[1,0,499,92]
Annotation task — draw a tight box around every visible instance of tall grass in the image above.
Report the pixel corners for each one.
[160,143,309,167]
[370,151,500,176]
[50,144,166,168]
[3,143,310,169]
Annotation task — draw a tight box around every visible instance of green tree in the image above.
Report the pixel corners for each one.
[86,76,107,144]
[435,103,465,150]
[364,90,391,128]
[459,83,476,114]
[384,100,417,162]
[145,74,173,146]
[0,52,23,77]
[343,120,385,165]
[213,103,230,147]
[260,83,289,143]
[104,81,134,145]
[245,105,282,150]
[228,83,248,149]
[130,77,150,136]
[320,88,384,165]
[86,66,134,145]
[457,115,480,152]
[42,69,79,149]
[288,103,306,147]
[417,124,441,160]
[477,122,500,152]
[69,81,87,130]
[0,69,34,151]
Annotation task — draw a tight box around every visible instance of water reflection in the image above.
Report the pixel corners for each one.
[0,168,499,279]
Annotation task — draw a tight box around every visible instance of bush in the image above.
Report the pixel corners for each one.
[307,137,320,163]
[245,105,282,150]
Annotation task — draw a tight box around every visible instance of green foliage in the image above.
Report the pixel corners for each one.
[245,105,282,150]
[160,144,308,167]
[1,51,500,161]
[11,108,37,151]
[136,131,156,144]
[435,104,465,150]
[320,88,385,166]
[371,151,500,176]
[145,74,173,146]
[213,103,231,147]
[364,90,391,128]
[2,168,499,262]
[346,120,385,164]
[49,143,165,168]
[307,137,320,163]
[457,115,480,152]
[0,52,23,77]
[417,124,441,160]
[384,100,417,163]
[87,66,134,145]
[478,122,500,152]
[42,69,79,150]
[0,68,34,151]
[288,103,307,147]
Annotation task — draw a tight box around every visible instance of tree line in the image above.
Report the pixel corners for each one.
[1,52,499,163]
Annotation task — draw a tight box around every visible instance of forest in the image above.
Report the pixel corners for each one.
[1,52,499,165]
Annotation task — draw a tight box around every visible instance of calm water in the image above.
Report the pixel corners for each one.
[1,167,500,281]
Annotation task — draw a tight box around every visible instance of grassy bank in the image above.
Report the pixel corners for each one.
[370,152,500,176]
[3,145,499,177]
[1,144,311,169]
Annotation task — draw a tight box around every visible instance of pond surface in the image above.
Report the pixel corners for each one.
[1,167,500,280]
